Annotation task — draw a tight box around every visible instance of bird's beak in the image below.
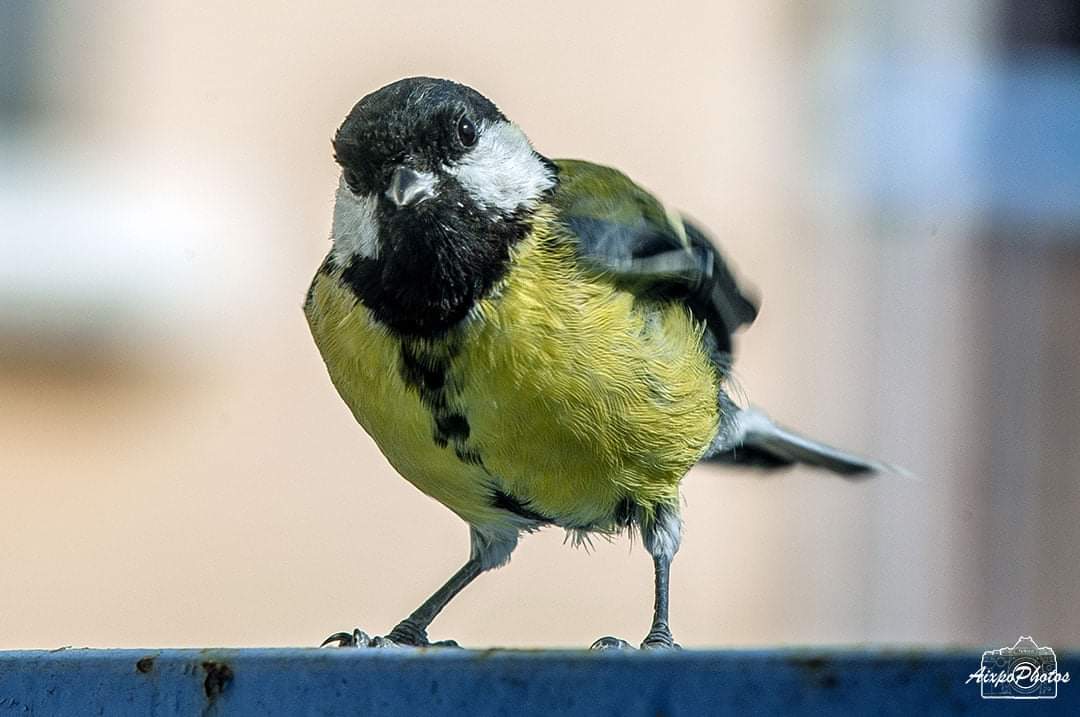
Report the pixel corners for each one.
[386,166,436,208]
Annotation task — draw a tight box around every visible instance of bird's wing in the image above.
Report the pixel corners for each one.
[550,159,758,355]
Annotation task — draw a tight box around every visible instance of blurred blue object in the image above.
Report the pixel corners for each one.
[982,52,1080,228]
[841,50,1080,231]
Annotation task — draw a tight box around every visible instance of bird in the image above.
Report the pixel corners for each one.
[305,76,889,650]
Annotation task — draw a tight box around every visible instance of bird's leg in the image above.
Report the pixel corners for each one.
[639,504,682,649]
[640,553,677,648]
[591,502,682,650]
[322,558,484,648]
[590,555,677,650]
[386,558,484,646]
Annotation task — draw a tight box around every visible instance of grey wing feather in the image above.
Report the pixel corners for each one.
[565,215,758,356]
[705,404,888,478]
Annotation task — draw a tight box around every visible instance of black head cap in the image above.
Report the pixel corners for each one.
[332,77,507,195]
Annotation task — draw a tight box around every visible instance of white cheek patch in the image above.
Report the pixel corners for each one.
[331,175,379,263]
[449,121,555,215]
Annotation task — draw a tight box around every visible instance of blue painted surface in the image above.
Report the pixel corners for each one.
[0,648,1076,715]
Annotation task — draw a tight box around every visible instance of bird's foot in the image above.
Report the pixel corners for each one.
[386,619,461,648]
[589,636,635,650]
[321,629,403,648]
[321,621,460,649]
[640,625,681,650]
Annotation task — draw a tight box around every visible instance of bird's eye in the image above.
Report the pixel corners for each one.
[344,169,361,192]
[457,116,477,147]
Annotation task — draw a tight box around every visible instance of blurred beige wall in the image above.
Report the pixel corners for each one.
[1,1,1076,650]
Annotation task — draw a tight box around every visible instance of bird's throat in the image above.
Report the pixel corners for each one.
[336,211,531,338]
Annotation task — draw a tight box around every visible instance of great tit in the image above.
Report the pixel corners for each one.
[306,77,887,650]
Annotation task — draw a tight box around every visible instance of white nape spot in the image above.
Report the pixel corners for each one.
[449,121,555,215]
[331,175,379,263]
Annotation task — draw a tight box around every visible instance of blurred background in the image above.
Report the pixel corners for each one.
[2,1,1078,650]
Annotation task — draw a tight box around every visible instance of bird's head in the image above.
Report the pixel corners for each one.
[329,77,555,267]
[325,77,556,336]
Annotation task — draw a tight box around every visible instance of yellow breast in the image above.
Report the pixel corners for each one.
[305,214,720,533]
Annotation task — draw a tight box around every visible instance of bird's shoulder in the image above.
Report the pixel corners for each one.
[546,159,759,356]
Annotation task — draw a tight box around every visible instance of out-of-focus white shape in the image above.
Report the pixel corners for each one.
[0,136,273,364]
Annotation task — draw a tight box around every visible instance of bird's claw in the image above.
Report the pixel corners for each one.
[590,636,635,650]
[320,630,356,648]
[321,629,393,648]
[321,626,460,649]
[590,632,682,650]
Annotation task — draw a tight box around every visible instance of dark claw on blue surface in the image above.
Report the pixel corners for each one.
[321,627,460,649]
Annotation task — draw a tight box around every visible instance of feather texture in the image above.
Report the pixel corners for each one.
[305,204,720,538]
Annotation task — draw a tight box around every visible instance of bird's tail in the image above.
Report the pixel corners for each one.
[702,406,897,478]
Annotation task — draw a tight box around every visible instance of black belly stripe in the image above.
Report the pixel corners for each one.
[399,344,450,410]
[398,340,481,467]
[492,489,553,524]
[436,413,470,441]
[454,447,483,465]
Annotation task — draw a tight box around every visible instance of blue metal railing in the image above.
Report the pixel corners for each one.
[0,647,1075,715]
